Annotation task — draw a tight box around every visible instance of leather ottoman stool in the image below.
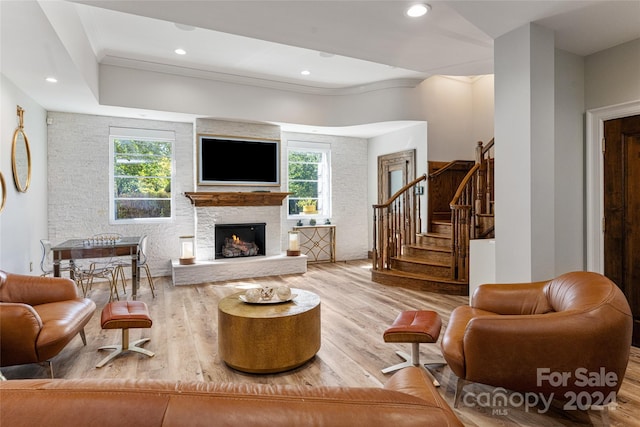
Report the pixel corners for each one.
[381,310,445,386]
[96,300,154,368]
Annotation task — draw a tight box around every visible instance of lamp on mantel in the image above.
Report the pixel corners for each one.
[287,231,301,256]
[179,235,196,265]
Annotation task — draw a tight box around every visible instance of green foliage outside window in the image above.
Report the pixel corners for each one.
[113,138,172,220]
[288,150,321,215]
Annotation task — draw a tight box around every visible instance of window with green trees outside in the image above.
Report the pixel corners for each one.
[110,129,174,222]
[287,141,331,217]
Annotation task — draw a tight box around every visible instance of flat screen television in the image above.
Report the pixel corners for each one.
[198,135,280,186]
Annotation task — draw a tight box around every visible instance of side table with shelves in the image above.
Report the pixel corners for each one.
[293,225,336,263]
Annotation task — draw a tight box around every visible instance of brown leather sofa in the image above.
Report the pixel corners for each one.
[0,270,96,377]
[0,366,462,426]
[441,271,633,405]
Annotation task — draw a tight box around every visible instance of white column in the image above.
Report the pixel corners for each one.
[494,23,555,283]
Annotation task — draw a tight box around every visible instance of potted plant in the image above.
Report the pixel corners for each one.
[297,199,317,214]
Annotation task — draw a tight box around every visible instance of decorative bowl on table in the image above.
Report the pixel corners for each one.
[240,286,296,304]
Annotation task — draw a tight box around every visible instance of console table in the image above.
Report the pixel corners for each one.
[293,225,336,263]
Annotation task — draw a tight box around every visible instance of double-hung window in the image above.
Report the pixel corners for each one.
[287,141,331,218]
[109,127,174,223]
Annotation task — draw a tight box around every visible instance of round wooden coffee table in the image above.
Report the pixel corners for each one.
[218,288,321,373]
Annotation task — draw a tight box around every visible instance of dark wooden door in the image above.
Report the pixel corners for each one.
[604,114,640,347]
[377,150,415,204]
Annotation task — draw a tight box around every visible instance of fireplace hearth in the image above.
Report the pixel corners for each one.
[215,223,266,259]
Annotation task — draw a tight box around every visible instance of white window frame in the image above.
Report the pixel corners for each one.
[287,140,331,219]
[109,127,175,224]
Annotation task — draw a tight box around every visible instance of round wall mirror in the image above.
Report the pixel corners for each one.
[0,171,6,213]
[11,106,32,193]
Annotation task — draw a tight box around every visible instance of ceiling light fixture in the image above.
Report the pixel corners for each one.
[406,4,430,18]
[301,70,311,76]
[45,77,58,83]
[174,48,187,55]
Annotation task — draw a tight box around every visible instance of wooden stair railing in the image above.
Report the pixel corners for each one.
[372,174,426,271]
[450,138,495,282]
[371,138,494,286]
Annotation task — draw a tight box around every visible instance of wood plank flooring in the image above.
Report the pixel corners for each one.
[3,260,639,426]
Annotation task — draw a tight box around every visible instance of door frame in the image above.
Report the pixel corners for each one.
[586,100,640,273]
[377,149,416,203]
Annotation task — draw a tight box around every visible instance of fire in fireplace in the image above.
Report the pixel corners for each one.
[215,223,266,259]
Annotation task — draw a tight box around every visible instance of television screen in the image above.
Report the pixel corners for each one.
[198,135,280,185]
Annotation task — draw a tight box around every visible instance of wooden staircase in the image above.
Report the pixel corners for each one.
[371,217,468,295]
[371,139,494,295]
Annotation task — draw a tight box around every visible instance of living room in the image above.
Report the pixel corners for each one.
[1,1,640,426]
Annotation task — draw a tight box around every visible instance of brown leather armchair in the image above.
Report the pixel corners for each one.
[441,271,633,406]
[0,270,96,378]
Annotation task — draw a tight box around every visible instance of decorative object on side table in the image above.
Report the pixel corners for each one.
[287,230,300,256]
[179,235,196,265]
[309,219,316,226]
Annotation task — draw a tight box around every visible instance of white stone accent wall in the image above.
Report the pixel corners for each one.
[282,132,369,261]
[46,112,195,277]
[194,119,284,259]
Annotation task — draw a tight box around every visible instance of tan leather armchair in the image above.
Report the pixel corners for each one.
[441,271,632,406]
[0,270,96,377]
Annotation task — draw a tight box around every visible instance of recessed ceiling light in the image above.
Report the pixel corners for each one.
[301,70,311,76]
[45,77,58,83]
[406,4,430,18]
[174,48,187,55]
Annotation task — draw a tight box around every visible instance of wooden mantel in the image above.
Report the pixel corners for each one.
[184,192,290,207]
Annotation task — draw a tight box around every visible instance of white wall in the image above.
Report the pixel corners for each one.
[46,112,194,277]
[585,38,640,110]
[282,131,369,261]
[0,76,49,275]
[471,75,495,146]
[415,76,475,161]
[554,49,585,274]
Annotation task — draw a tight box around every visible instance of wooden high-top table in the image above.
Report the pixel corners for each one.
[218,288,321,374]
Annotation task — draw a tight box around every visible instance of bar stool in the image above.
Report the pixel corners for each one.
[96,300,154,368]
[381,310,445,386]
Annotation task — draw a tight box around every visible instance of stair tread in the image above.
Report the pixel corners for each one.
[431,220,452,225]
[406,244,452,253]
[374,269,466,285]
[393,255,450,267]
[419,232,451,239]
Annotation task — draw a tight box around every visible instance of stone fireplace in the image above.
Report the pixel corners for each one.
[171,192,307,285]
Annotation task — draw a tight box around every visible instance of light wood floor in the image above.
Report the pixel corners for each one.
[3,260,639,426]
